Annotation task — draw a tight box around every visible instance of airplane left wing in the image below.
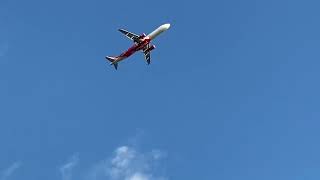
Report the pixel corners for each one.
[118,29,140,43]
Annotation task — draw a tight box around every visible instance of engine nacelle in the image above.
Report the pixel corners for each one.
[146,45,156,52]
[139,33,146,38]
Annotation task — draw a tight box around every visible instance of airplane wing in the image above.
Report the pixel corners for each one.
[143,45,151,65]
[118,29,140,43]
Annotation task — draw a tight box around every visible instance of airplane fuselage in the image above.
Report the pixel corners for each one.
[119,37,151,61]
[106,23,170,69]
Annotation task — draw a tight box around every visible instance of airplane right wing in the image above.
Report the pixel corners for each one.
[144,51,151,65]
[118,29,140,43]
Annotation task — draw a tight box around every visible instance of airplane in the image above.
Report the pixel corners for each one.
[105,23,171,70]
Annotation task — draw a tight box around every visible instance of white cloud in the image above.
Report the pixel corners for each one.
[88,146,167,180]
[127,172,149,180]
[60,154,79,180]
[0,162,22,180]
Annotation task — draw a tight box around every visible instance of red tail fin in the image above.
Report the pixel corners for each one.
[105,56,118,70]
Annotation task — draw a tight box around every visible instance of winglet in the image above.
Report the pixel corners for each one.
[118,29,126,34]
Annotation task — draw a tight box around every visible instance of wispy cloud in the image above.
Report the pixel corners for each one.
[60,154,79,180]
[0,162,22,180]
[88,146,167,180]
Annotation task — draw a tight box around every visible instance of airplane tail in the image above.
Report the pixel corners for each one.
[105,56,118,70]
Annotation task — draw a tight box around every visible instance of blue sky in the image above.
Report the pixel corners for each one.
[1,0,320,179]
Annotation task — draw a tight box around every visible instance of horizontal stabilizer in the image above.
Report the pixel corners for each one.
[113,63,118,70]
[105,56,118,70]
[105,56,116,62]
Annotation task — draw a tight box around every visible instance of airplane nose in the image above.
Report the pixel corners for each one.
[147,23,171,39]
[162,23,171,30]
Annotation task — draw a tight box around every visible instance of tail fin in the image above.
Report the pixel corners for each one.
[105,56,118,70]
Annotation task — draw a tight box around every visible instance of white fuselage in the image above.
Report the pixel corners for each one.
[108,23,171,65]
[147,24,171,40]
[117,24,170,62]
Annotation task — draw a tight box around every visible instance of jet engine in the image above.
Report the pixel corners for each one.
[139,33,146,38]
